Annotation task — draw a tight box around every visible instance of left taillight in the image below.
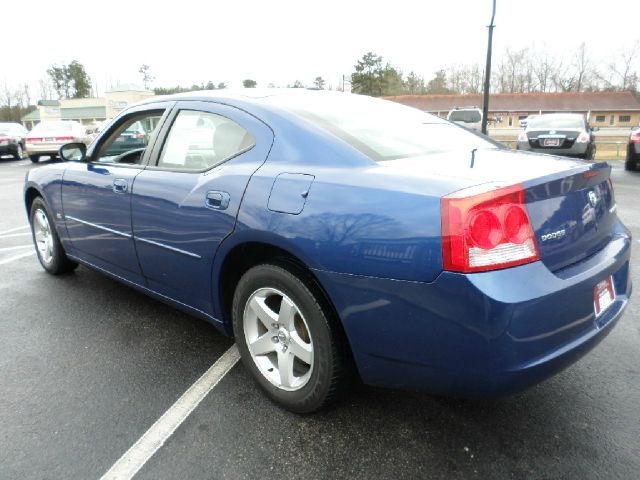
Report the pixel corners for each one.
[441,183,540,273]
[630,132,640,143]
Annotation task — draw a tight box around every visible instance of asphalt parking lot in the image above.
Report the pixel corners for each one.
[1,156,639,480]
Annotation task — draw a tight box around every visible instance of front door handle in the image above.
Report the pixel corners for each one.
[205,191,230,210]
[112,179,128,193]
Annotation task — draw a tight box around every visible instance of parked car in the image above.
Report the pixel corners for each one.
[519,114,538,128]
[25,121,91,163]
[0,122,28,159]
[625,126,640,171]
[517,113,597,159]
[24,90,631,413]
[447,106,483,132]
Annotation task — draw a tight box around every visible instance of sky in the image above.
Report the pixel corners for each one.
[3,0,639,99]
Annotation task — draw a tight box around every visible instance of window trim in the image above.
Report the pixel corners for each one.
[147,108,257,174]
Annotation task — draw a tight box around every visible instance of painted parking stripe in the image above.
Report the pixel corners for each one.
[99,345,240,480]
[0,225,29,235]
[0,232,32,239]
[0,251,35,265]
[0,244,32,252]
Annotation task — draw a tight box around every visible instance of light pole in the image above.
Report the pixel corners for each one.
[481,0,497,135]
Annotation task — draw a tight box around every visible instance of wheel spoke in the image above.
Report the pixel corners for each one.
[278,296,296,330]
[35,211,48,231]
[249,332,276,356]
[289,334,313,365]
[249,295,278,329]
[277,350,295,388]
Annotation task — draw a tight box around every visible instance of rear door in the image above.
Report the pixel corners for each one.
[131,101,274,315]
[61,103,172,282]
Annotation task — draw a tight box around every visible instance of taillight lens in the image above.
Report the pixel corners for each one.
[0,136,9,142]
[26,137,43,142]
[441,183,540,273]
[54,136,75,142]
[630,132,640,143]
[517,132,528,142]
[576,132,590,143]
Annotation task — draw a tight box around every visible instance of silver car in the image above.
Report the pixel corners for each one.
[516,113,597,160]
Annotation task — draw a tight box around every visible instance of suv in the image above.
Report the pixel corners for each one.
[447,107,483,132]
[0,122,28,159]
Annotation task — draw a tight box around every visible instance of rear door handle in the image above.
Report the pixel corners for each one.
[205,191,230,210]
[112,179,128,193]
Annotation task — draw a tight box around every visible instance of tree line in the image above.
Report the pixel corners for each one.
[2,43,639,123]
[351,42,640,97]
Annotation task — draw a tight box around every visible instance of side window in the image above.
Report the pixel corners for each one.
[94,111,164,165]
[157,110,255,171]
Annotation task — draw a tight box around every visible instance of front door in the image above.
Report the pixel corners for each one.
[61,106,171,282]
[131,101,273,316]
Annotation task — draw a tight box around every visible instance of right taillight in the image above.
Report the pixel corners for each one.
[629,132,640,143]
[441,183,540,273]
[517,132,528,142]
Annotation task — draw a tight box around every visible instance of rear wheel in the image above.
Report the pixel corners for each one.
[625,159,638,171]
[232,263,349,413]
[29,197,78,274]
[13,144,23,160]
[29,154,40,163]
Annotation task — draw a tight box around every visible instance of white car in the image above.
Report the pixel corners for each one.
[447,107,483,132]
[25,121,91,163]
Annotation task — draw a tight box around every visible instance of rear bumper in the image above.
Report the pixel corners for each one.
[517,141,590,157]
[315,220,632,396]
[26,143,64,155]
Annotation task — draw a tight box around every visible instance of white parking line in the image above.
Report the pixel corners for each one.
[10,161,31,167]
[0,251,35,265]
[0,244,33,252]
[0,225,29,235]
[99,345,240,480]
[0,232,32,239]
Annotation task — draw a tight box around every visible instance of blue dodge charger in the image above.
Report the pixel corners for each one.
[24,90,632,412]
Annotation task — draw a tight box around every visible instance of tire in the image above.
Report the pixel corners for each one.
[13,143,23,160]
[232,263,349,413]
[29,154,40,163]
[625,159,638,171]
[29,197,78,275]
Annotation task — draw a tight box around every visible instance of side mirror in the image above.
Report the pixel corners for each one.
[591,126,600,132]
[59,142,86,162]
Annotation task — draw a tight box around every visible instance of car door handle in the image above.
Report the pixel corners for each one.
[112,179,128,193]
[205,191,230,210]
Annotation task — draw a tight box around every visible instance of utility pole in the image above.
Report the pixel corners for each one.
[481,0,497,135]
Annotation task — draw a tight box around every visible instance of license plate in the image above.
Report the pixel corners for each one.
[543,138,560,147]
[594,276,615,318]
[44,137,55,142]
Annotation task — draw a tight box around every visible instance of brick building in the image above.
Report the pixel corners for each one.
[385,91,640,129]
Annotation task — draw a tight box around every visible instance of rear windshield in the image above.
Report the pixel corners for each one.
[528,115,585,130]
[448,110,482,123]
[268,94,496,161]
[32,123,75,134]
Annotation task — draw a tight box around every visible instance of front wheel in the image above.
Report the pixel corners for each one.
[29,197,78,274]
[232,263,349,413]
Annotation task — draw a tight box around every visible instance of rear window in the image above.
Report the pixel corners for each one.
[448,110,482,123]
[528,115,585,130]
[32,123,75,134]
[268,94,496,161]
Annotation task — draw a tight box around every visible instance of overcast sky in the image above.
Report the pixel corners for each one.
[4,0,638,98]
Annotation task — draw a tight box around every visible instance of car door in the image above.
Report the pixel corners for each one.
[61,102,173,283]
[131,101,274,316]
